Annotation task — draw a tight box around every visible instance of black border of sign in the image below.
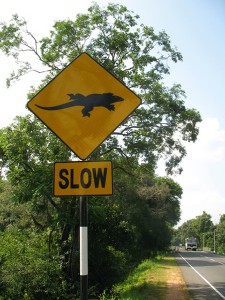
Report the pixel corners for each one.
[27,52,142,160]
[53,160,113,197]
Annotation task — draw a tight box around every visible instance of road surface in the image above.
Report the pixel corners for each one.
[176,250,225,299]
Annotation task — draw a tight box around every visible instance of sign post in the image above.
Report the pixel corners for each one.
[54,160,113,299]
[27,52,141,299]
[80,196,88,300]
[53,160,113,299]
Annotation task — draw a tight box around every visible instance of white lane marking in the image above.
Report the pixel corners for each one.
[205,256,224,265]
[179,253,225,299]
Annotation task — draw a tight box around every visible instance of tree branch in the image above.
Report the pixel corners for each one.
[30,213,45,230]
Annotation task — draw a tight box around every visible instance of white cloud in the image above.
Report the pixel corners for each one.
[185,118,225,161]
[180,189,225,226]
[0,1,95,129]
[175,117,225,226]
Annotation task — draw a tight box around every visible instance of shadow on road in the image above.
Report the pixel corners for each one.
[187,282,224,300]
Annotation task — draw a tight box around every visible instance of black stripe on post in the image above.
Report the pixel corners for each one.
[80,275,88,300]
[80,196,88,226]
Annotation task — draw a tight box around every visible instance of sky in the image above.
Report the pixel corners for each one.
[0,0,225,226]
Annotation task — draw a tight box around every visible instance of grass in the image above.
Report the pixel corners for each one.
[100,254,191,300]
[114,255,169,300]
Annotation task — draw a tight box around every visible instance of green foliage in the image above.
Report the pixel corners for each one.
[0,1,202,298]
[0,14,24,57]
[0,180,32,231]
[173,211,216,250]
[0,2,201,174]
[174,212,225,255]
[103,255,177,300]
[0,161,183,297]
[0,228,65,299]
[215,215,225,254]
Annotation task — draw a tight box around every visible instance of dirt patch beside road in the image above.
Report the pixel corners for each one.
[164,253,192,300]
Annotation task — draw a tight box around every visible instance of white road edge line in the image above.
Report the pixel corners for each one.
[179,253,225,300]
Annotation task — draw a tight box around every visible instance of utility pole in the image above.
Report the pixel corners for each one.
[203,233,205,250]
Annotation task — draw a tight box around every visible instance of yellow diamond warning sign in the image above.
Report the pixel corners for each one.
[27,53,141,160]
[54,161,112,196]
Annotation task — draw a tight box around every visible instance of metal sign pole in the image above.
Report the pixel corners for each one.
[80,196,88,300]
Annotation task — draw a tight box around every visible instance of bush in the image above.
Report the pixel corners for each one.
[0,228,65,299]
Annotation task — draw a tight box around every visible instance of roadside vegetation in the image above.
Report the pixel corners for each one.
[173,211,225,254]
[0,2,201,299]
[100,254,191,300]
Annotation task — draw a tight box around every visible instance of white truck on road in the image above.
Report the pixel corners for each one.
[185,237,197,251]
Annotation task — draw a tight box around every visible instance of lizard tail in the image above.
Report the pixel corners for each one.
[35,101,81,110]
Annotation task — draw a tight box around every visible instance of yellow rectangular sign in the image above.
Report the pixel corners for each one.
[54,161,112,196]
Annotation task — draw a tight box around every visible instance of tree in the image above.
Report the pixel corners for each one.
[0,227,63,299]
[0,179,32,231]
[215,215,225,254]
[195,211,214,233]
[175,212,214,249]
[0,143,183,296]
[0,116,82,297]
[0,2,201,297]
[136,173,182,252]
[0,2,201,174]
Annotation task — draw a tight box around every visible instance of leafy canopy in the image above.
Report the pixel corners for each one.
[0,2,201,174]
[0,2,198,297]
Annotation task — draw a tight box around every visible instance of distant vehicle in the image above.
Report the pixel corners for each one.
[185,237,197,251]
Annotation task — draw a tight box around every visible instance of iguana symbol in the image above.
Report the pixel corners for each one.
[35,93,124,117]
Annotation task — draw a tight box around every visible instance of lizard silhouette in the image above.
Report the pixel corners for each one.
[35,93,124,117]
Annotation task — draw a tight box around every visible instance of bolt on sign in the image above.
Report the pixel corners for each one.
[54,161,112,196]
[27,53,141,160]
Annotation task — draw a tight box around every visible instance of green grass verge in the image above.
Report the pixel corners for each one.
[100,254,187,300]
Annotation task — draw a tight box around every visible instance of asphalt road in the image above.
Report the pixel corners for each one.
[176,250,225,299]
